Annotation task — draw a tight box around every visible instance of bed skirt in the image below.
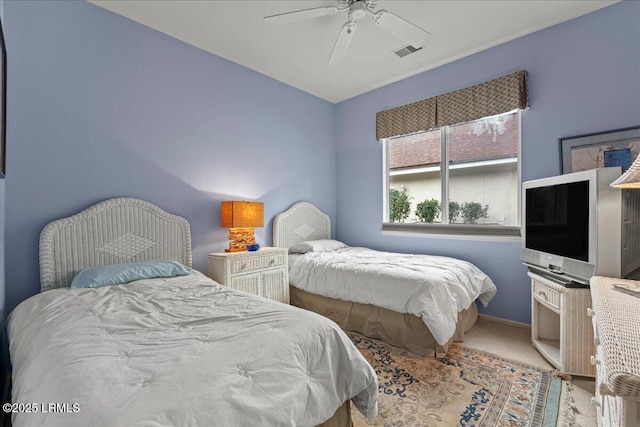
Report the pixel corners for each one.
[318,400,352,427]
[290,286,478,357]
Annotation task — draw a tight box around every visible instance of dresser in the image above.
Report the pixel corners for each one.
[207,247,290,304]
[589,276,640,427]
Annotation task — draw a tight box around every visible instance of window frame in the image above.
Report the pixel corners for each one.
[382,110,522,239]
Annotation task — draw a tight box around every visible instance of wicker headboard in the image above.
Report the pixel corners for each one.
[39,198,192,292]
[273,201,331,249]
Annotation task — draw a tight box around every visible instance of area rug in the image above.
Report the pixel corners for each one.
[349,333,565,427]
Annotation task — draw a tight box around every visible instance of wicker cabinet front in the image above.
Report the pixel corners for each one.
[208,248,290,304]
[590,276,640,427]
[529,271,595,377]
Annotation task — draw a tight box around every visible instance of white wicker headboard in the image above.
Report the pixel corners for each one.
[39,198,192,292]
[273,201,331,249]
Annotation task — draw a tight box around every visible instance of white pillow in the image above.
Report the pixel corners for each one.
[289,239,348,254]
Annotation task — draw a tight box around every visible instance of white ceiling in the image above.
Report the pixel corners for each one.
[90,0,618,104]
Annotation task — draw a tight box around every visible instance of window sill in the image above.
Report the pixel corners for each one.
[382,222,521,241]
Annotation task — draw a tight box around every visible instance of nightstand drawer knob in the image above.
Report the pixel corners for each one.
[587,308,594,317]
[536,290,547,300]
[269,259,275,265]
[241,263,247,270]
[590,355,600,365]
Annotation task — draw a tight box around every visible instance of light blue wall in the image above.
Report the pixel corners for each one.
[2,1,337,313]
[334,1,640,323]
[2,1,638,324]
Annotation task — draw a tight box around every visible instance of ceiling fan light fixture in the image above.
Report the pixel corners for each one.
[263,0,432,64]
[350,1,368,20]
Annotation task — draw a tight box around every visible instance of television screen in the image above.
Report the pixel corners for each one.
[525,181,589,262]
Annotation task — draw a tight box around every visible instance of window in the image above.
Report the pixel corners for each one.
[383,110,520,236]
[377,70,528,236]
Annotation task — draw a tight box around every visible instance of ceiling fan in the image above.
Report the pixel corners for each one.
[263,0,431,65]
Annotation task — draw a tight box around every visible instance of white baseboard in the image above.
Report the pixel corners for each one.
[478,313,531,330]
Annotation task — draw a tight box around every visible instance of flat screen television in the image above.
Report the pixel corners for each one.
[521,167,624,284]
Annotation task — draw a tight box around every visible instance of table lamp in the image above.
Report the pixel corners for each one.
[611,155,640,188]
[221,201,264,252]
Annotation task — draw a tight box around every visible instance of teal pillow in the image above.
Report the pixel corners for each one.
[70,261,191,289]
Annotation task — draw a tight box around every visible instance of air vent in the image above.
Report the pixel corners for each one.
[394,45,423,58]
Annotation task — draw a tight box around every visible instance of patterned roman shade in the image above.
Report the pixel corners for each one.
[437,71,528,127]
[376,98,437,140]
[376,70,528,140]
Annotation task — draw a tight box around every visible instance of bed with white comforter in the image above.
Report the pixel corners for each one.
[289,247,496,346]
[273,201,498,356]
[8,198,378,427]
[9,271,377,427]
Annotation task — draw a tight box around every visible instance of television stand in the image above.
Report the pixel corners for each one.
[525,263,589,288]
[528,270,595,377]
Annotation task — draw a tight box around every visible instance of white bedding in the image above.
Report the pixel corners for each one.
[289,247,497,345]
[8,271,377,427]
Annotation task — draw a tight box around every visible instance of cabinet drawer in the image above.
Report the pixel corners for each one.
[533,280,561,309]
[229,253,287,274]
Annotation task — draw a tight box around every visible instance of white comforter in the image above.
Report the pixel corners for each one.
[8,271,377,427]
[289,247,497,345]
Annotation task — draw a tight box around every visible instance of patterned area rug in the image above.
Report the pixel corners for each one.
[349,333,563,427]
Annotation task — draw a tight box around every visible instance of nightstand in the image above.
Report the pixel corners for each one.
[207,247,289,303]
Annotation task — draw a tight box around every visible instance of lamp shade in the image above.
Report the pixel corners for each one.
[611,156,640,189]
[221,201,264,228]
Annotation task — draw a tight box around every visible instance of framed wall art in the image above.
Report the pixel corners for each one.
[561,126,640,174]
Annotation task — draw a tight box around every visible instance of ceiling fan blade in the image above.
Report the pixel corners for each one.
[373,10,431,48]
[328,21,358,65]
[264,6,340,25]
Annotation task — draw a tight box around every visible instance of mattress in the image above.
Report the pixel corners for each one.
[289,247,497,345]
[8,271,378,427]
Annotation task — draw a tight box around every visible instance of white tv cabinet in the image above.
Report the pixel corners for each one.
[529,271,595,377]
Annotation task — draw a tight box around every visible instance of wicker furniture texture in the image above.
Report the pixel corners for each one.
[529,271,595,377]
[273,201,331,249]
[208,248,290,304]
[39,198,192,291]
[589,276,640,427]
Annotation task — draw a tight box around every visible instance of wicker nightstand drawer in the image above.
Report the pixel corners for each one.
[208,248,289,304]
[532,280,560,310]
[229,252,287,274]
